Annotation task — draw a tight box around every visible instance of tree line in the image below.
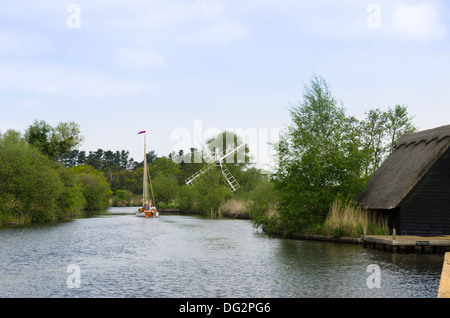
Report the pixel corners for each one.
[0,122,269,225]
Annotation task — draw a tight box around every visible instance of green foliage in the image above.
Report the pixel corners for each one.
[274,74,369,232]
[176,185,195,212]
[54,165,85,218]
[247,179,279,232]
[70,166,112,210]
[188,168,233,215]
[152,174,179,205]
[0,137,64,224]
[270,74,417,235]
[111,190,140,207]
[24,120,83,161]
[200,169,233,214]
[360,105,417,175]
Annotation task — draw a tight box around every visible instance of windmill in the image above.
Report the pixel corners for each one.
[185,137,245,192]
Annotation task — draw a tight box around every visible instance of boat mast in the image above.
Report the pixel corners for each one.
[143,132,147,205]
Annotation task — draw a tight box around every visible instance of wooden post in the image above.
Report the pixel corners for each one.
[393,228,396,240]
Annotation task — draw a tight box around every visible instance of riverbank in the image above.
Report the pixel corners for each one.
[158,208,253,220]
[282,231,362,244]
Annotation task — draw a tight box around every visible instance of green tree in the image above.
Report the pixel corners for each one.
[54,165,86,218]
[24,120,83,161]
[360,108,388,175]
[0,138,64,224]
[152,174,179,205]
[49,121,84,161]
[70,165,112,210]
[177,185,196,212]
[149,156,180,178]
[385,104,417,151]
[192,168,233,215]
[274,74,368,232]
[248,179,279,232]
[360,105,417,175]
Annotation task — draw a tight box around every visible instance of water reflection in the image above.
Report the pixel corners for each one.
[0,208,444,298]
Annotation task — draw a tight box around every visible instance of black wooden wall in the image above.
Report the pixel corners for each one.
[398,147,450,236]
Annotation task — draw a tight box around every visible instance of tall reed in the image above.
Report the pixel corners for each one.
[323,198,389,238]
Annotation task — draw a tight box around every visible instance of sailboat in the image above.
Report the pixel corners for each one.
[136,131,159,218]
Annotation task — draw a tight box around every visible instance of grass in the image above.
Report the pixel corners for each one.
[322,198,390,238]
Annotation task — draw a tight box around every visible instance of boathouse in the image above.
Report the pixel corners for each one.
[358,124,450,236]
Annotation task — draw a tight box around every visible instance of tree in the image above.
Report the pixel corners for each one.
[24,120,83,161]
[274,74,368,232]
[24,120,52,157]
[360,105,417,175]
[149,157,180,178]
[0,137,65,223]
[385,104,417,151]
[192,168,233,215]
[49,121,84,161]
[360,108,388,175]
[70,165,112,210]
[152,174,179,205]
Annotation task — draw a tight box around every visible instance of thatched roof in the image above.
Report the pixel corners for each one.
[358,125,450,210]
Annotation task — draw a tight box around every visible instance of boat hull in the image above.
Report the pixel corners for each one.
[136,208,159,218]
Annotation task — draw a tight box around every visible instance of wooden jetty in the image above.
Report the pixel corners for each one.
[361,235,450,253]
[157,208,182,214]
[438,252,450,298]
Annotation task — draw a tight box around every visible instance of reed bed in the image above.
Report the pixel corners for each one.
[218,199,251,218]
[323,199,389,238]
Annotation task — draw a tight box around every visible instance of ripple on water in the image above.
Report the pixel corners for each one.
[0,209,444,298]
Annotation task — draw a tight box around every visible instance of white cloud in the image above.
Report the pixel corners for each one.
[393,2,447,41]
[115,47,166,69]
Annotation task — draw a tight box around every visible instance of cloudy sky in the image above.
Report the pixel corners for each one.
[1,0,449,168]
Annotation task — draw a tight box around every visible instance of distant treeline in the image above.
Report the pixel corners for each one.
[0,122,271,225]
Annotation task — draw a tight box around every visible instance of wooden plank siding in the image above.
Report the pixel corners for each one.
[398,148,450,236]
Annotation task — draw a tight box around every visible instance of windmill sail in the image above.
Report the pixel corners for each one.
[185,137,245,192]
[220,164,240,191]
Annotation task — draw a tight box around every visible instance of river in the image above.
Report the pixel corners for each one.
[0,207,444,298]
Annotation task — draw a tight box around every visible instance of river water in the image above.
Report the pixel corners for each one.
[0,207,444,298]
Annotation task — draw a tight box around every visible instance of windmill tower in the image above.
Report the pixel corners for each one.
[185,138,245,192]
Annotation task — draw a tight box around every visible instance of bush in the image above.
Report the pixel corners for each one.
[0,138,64,224]
[152,174,179,205]
[176,185,195,212]
[192,169,233,215]
[75,173,112,210]
[247,180,280,233]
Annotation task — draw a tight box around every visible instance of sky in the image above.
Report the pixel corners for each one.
[1,0,450,170]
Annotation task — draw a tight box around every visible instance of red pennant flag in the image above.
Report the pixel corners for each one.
[137,131,146,135]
